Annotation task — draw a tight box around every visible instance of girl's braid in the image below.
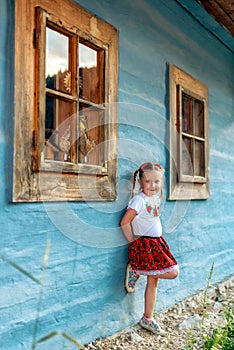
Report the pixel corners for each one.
[132,168,140,197]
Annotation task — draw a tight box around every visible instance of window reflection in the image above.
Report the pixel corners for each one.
[180,91,205,180]
[182,136,193,176]
[194,140,205,177]
[44,28,105,166]
[78,105,104,165]
[194,99,204,138]
[182,93,192,133]
[79,43,100,103]
[46,28,70,94]
[45,96,74,162]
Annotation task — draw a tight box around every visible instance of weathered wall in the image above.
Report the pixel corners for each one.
[0,0,233,349]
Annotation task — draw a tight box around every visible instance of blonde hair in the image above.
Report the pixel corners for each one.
[132,162,164,198]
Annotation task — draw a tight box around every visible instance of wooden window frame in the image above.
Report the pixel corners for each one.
[13,0,118,202]
[168,64,210,200]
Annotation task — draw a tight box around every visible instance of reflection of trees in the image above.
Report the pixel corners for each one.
[44,67,101,163]
[46,75,55,89]
[45,95,54,139]
[46,66,100,103]
[45,70,71,140]
[46,70,69,92]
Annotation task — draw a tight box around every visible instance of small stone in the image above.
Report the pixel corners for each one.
[179,314,202,330]
[213,301,222,311]
[125,331,144,342]
[217,292,226,302]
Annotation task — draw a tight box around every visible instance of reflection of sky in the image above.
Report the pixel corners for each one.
[46,28,68,76]
[46,28,97,77]
[79,43,96,69]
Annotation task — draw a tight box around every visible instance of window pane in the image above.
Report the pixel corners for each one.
[79,43,101,104]
[182,93,192,133]
[181,136,193,176]
[79,105,105,165]
[46,28,71,94]
[45,96,75,162]
[194,99,204,138]
[194,140,205,177]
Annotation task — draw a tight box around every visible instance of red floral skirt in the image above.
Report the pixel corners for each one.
[128,236,178,276]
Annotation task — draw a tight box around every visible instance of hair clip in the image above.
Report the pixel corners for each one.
[140,162,164,172]
[140,162,150,170]
[155,163,164,170]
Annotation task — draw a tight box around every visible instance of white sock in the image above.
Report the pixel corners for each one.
[143,315,153,322]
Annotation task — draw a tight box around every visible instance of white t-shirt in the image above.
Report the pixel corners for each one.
[127,192,162,237]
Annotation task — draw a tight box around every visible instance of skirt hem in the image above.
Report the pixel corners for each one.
[133,264,179,276]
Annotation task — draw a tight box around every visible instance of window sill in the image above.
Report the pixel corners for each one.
[179,175,207,184]
[39,159,108,175]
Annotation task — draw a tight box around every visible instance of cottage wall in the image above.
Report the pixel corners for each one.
[0,0,233,349]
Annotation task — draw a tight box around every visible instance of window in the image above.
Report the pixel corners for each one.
[13,0,118,202]
[168,64,210,200]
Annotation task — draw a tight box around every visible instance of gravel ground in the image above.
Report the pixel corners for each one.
[85,276,234,350]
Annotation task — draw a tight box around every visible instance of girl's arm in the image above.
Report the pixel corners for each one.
[120,208,137,242]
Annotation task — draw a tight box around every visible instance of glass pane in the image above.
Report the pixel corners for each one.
[182,93,192,134]
[79,43,101,104]
[46,28,71,94]
[78,105,105,165]
[194,99,204,138]
[45,95,75,162]
[181,136,193,176]
[194,140,205,177]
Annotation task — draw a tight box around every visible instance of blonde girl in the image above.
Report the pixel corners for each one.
[120,162,179,334]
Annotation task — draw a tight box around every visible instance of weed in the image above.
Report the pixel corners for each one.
[185,327,197,350]
[201,262,215,342]
[204,307,234,350]
[185,262,234,350]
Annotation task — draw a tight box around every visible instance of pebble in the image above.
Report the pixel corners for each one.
[179,314,202,330]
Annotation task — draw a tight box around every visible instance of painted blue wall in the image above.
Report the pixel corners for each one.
[0,0,233,349]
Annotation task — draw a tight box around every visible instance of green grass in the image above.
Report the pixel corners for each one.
[185,263,234,350]
[204,307,234,350]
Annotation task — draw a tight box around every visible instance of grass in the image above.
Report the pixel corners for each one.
[185,262,234,350]
[204,307,234,350]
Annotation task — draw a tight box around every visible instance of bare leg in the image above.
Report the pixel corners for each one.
[144,269,179,319]
[144,276,159,319]
[157,268,179,280]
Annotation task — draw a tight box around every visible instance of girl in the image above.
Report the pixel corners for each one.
[120,162,179,335]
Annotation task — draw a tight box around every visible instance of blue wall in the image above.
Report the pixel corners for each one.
[0,0,233,349]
